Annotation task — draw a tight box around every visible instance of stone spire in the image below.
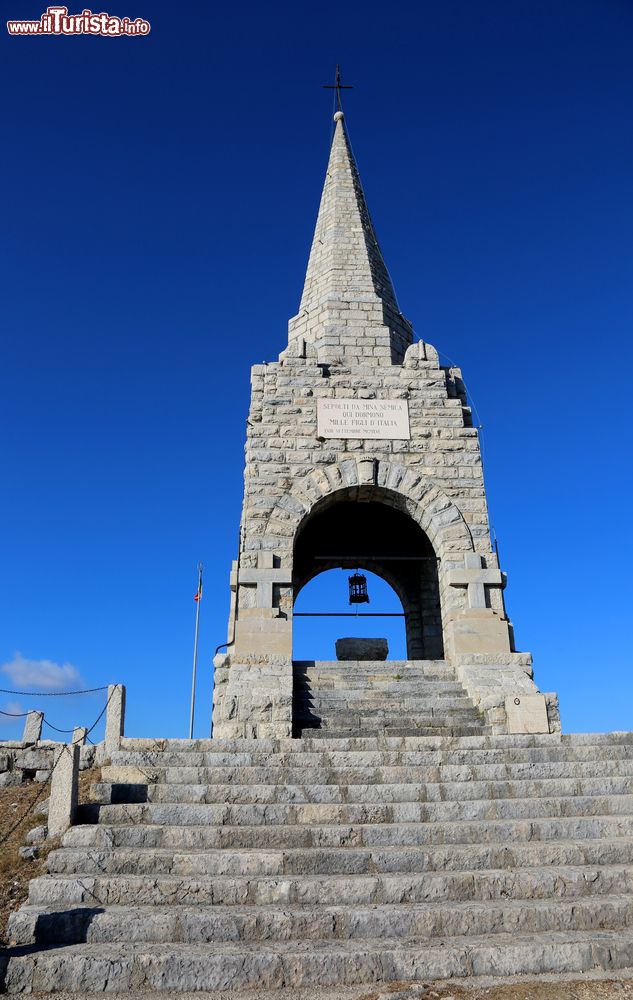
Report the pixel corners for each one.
[288,111,414,366]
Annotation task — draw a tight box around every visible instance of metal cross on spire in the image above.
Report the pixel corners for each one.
[322,64,353,112]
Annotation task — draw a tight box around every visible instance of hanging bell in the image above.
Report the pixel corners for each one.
[348,572,370,605]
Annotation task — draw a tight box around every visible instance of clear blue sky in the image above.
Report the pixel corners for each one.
[1,0,632,739]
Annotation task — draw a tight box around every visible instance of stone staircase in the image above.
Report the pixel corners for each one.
[293,660,489,737]
[4,729,633,992]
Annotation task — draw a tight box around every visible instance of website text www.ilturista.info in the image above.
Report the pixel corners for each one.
[7,5,150,36]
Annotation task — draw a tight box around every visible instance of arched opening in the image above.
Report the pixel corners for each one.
[293,568,408,661]
[292,487,444,661]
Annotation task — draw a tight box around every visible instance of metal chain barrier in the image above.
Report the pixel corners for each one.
[0,686,108,697]
[0,686,119,848]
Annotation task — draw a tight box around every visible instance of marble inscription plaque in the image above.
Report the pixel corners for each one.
[317,398,411,440]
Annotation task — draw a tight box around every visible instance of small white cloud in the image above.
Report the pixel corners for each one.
[0,653,84,691]
[0,700,25,727]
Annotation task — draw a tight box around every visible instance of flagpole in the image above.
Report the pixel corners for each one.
[188,562,203,739]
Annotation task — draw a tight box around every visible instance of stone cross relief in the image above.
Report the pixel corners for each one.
[446,553,505,609]
[238,552,293,610]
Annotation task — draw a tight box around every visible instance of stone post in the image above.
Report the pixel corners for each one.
[104,684,125,757]
[48,743,79,838]
[22,710,43,745]
[72,727,87,745]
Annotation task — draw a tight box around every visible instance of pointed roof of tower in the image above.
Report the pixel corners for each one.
[296,111,401,317]
[287,110,413,366]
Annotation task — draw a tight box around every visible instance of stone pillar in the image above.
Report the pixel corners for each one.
[48,743,79,838]
[22,710,43,745]
[72,727,87,745]
[104,684,125,757]
[444,554,513,657]
[233,553,293,660]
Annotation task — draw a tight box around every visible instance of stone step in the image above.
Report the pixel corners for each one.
[295,708,485,724]
[10,895,633,948]
[101,758,633,786]
[109,742,633,769]
[302,727,489,738]
[7,929,633,992]
[296,682,464,695]
[294,672,468,698]
[77,793,633,827]
[294,676,458,686]
[63,813,633,851]
[45,837,633,877]
[299,676,459,685]
[116,731,633,754]
[294,696,476,710]
[293,659,451,671]
[27,863,633,908]
[294,717,487,731]
[294,685,468,698]
[91,775,633,806]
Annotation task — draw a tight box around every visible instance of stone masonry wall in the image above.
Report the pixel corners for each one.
[240,338,497,609]
[0,741,95,787]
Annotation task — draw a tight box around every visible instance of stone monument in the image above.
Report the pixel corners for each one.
[212,109,559,740]
[7,107,633,1000]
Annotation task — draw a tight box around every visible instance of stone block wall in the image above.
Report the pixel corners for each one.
[0,741,95,787]
[231,338,509,655]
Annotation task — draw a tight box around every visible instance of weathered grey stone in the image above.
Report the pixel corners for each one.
[335,638,389,661]
[212,661,292,740]
[0,770,22,787]
[22,710,43,744]
[79,744,96,770]
[25,824,47,844]
[105,684,126,756]
[47,743,79,838]
[14,748,53,771]
[505,693,550,734]
[18,845,39,860]
[101,764,157,784]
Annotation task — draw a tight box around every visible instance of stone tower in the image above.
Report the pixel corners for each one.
[212,110,559,739]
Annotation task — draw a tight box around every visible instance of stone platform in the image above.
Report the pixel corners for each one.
[4,731,633,992]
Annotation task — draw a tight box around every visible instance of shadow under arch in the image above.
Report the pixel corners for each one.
[293,486,444,660]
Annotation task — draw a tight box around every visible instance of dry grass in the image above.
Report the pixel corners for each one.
[0,764,100,946]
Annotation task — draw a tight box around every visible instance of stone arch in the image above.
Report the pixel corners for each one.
[292,493,442,659]
[265,458,475,564]
[263,459,478,655]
